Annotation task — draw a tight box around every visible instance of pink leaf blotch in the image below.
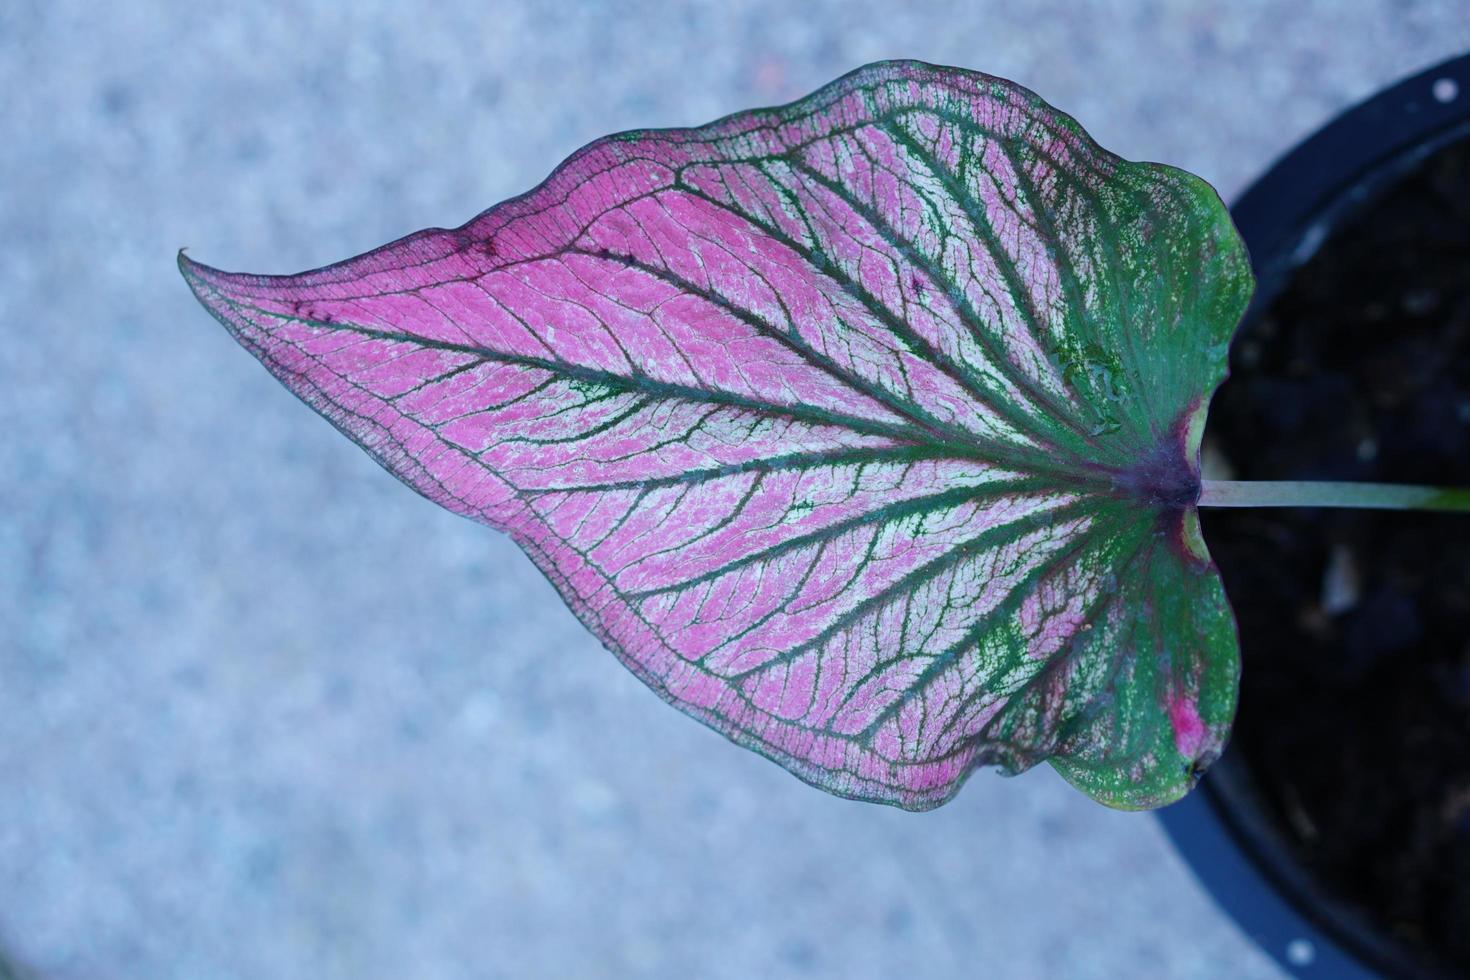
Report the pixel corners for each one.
[182,60,1253,810]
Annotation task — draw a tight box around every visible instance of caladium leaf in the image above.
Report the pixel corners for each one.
[181,60,1252,810]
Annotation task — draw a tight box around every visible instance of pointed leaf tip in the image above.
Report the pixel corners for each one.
[177,252,234,310]
[184,60,1251,810]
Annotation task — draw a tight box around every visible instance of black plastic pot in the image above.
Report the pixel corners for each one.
[1159,53,1470,980]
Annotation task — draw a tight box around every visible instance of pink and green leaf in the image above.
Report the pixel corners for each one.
[181,60,1252,810]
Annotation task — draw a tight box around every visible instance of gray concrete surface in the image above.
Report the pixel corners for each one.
[3,3,1467,977]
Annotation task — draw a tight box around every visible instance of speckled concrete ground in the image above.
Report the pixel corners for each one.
[3,3,1467,978]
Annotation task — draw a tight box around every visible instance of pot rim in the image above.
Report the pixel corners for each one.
[1158,49,1470,980]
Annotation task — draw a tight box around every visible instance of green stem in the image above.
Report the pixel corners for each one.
[1198,480,1470,512]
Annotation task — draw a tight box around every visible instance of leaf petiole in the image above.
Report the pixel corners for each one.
[1198,480,1470,512]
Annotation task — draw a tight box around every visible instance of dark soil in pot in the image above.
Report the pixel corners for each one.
[1201,133,1470,973]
